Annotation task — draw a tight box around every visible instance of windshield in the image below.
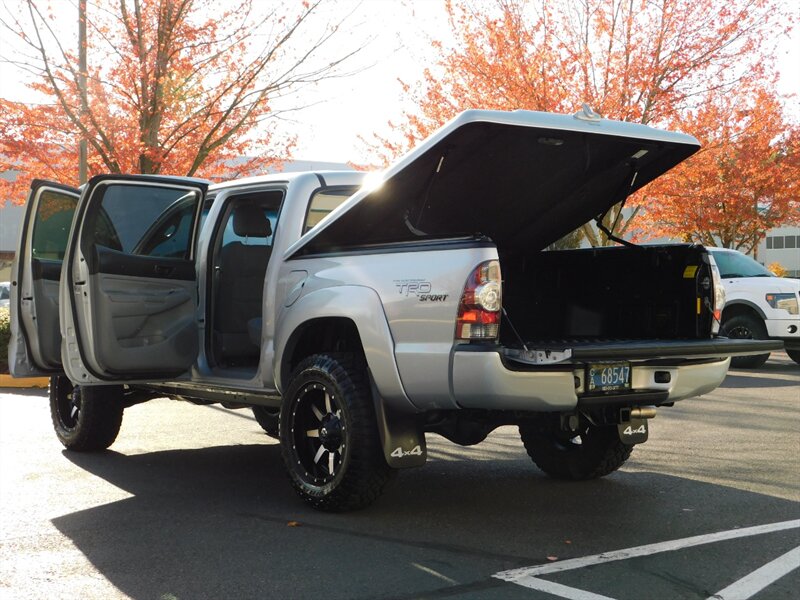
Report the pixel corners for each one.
[711,250,774,278]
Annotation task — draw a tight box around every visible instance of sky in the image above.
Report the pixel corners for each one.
[272,0,800,164]
[0,0,798,166]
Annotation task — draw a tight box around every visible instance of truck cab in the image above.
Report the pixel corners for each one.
[10,172,365,389]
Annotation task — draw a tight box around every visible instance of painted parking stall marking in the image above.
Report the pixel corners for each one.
[494,519,800,599]
[706,545,800,600]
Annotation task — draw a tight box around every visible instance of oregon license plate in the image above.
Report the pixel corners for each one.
[587,362,631,392]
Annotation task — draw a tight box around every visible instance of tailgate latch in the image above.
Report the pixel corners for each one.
[503,347,573,365]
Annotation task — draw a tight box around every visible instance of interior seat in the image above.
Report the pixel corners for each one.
[215,204,272,362]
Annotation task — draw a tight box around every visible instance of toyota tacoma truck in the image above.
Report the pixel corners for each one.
[8,109,781,511]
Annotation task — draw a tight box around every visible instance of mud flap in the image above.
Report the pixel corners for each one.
[618,418,649,444]
[370,375,426,468]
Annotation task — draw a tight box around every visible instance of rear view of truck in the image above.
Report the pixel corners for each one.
[284,109,780,509]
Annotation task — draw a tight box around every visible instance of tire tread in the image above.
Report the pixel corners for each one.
[280,353,393,511]
[519,422,632,480]
[50,376,124,451]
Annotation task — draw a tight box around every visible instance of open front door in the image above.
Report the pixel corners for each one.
[61,175,208,384]
[9,180,80,377]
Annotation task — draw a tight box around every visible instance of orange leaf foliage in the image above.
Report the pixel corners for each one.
[370,0,798,248]
[633,87,800,251]
[768,262,789,277]
[0,0,352,203]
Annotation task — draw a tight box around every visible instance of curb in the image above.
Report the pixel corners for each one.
[0,374,50,389]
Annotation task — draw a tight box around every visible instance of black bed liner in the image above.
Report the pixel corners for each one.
[504,338,783,364]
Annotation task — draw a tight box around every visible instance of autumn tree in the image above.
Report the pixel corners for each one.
[371,0,797,248]
[633,86,800,253]
[0,0,362,202]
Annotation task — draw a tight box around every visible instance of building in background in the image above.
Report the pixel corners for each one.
[757,225,800,277]
[0,200,24,281]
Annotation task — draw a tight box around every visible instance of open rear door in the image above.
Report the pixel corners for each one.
[61,175,207,384]
[9,180,80,377]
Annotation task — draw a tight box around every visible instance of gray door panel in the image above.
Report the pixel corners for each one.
[9,180,79,377]
[30,277,61,366]
[91,274,197,372]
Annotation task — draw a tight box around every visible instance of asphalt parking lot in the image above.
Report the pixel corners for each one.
[1,353,798,600]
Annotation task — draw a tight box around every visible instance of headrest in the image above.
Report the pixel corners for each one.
[232,204,272,238]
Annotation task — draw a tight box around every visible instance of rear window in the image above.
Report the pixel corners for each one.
[304,187,358,234]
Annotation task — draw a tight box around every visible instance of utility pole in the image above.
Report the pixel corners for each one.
[753,198,759,260]
[78,0,88,184]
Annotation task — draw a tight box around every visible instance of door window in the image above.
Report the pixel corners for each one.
[87,184,201,259]
[31,190,79,260]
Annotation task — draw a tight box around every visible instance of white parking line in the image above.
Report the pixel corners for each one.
[411,562,458,584]
[509,577,617,600]
[706,545,800,600]
[493,519,800,599]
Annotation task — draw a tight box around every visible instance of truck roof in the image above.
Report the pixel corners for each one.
[208,170,367,192]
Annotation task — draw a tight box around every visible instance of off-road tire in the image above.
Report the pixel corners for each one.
[519,422,632,480]
[786,349,800,366]
[50,375,124,451]
[252,406,280,438]
[279,354,393,511]
[721,313,770,369]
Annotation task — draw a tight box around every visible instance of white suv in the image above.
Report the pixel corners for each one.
[709,248,800,367]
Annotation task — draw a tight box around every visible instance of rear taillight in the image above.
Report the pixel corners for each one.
[708,255,725,334]
[456,260,502,341]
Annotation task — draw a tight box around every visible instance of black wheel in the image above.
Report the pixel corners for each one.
[787,349,800,366]
[519,422,632,480]
[49,376,124,451]
[721,313,770,368]
[279,354,393,511]
[252,406,279,438]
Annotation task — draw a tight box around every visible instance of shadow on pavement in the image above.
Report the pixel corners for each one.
[54,442,800,600]
[720,373,799,389]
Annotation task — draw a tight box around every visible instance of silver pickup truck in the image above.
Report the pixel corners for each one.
[8,109,780,511]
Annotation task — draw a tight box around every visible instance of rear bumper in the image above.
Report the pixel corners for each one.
[450,350,731,412]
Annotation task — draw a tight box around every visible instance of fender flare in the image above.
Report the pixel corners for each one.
[274,286,427,468]
[274,285,416,413]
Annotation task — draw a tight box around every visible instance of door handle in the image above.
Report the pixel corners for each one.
[154,265,175,276]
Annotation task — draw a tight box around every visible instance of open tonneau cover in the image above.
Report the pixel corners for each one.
[287,108,700,257]
[503,338,784,365]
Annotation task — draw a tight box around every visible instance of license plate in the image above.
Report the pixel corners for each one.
[587,362,631,393]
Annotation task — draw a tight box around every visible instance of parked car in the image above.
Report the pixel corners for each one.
[0,281,10,309]
[709,248,800,367]
[8,110,781,511]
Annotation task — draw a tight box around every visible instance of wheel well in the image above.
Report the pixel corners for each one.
[722,302,764,323]
[282,318,365,385]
